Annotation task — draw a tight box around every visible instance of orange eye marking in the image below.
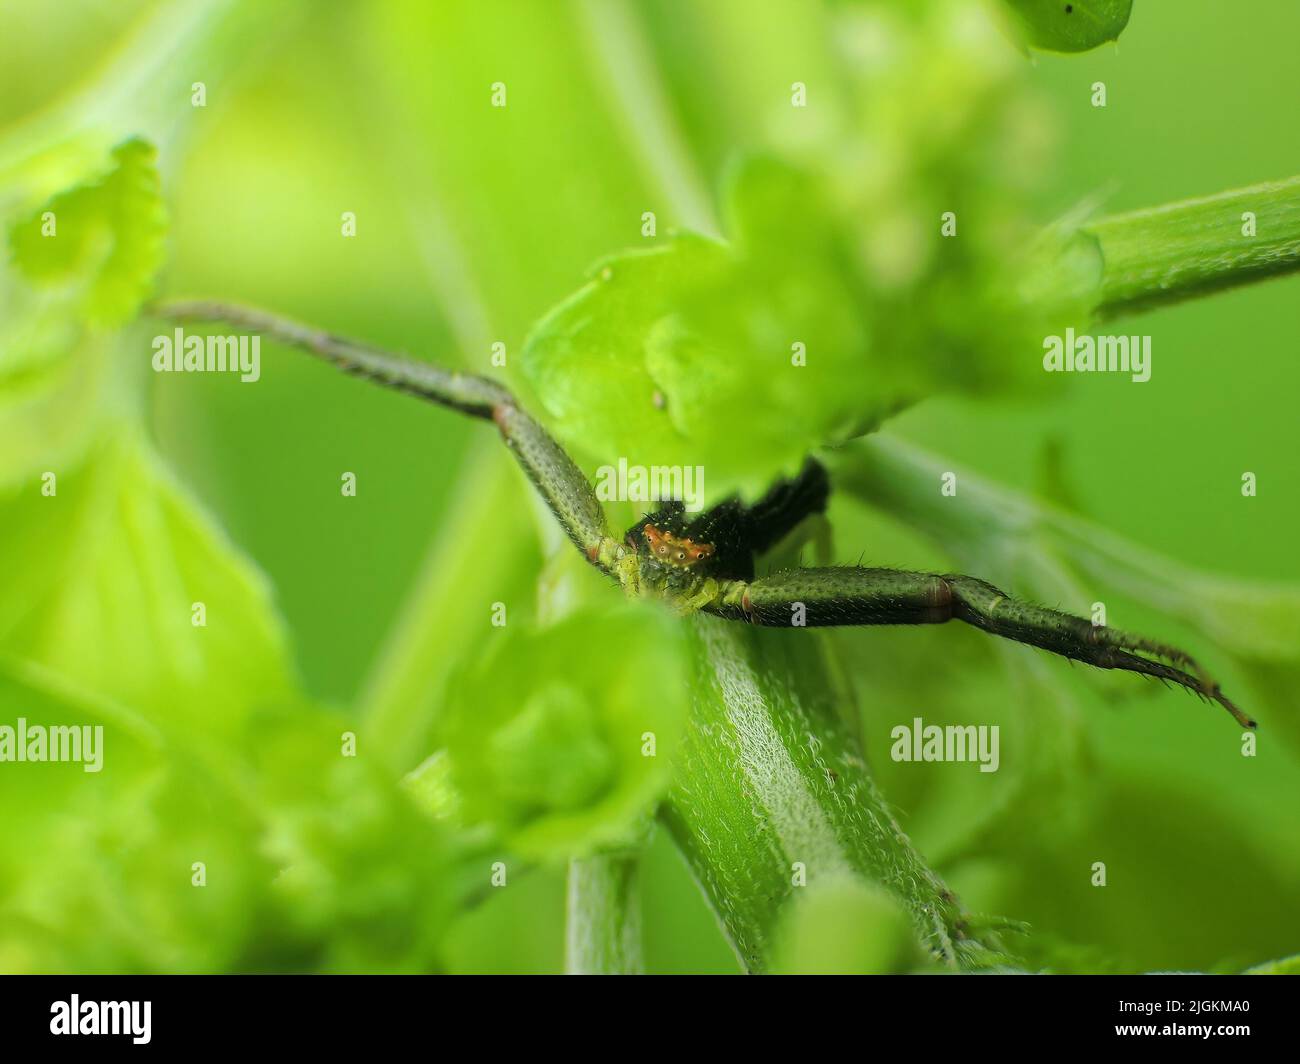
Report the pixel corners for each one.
[642,524,715,568]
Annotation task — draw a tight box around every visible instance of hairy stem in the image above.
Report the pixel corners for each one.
[662,616,1003,973]
[565,853,644,974]
[1087,175,1300,320]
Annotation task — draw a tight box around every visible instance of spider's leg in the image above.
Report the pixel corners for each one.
[153,300,616,568]
[494,403,613,563]
[715,567,956,626]
[714,567,1253,728]
[155,300,513,415]
[944,575,1254,728]
[1079,630,1216,686]
[743,457,831,555]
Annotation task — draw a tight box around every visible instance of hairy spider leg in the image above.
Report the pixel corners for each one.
[155,300,616,567]
[720,567,1254,728]
[942,575,1253,728]
[743,457,831,555]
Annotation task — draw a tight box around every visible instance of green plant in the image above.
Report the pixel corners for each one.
[147,140,1291,958]
[3,0,1298,976]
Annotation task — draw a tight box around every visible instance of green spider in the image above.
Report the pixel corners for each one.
[155,299,1255,730]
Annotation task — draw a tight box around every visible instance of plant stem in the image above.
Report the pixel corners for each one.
[574,0,717,236]
[661,616,1001,974]
[360,441,539,771]
[1087,175,1300,319]
[565,853,644,974]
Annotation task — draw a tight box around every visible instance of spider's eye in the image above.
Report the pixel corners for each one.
[675,551,686,562]
[657,546,668,556]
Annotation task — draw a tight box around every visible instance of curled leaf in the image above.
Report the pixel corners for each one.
[0,137,168,490]
[439,603,688,860]
[9,137,167,326]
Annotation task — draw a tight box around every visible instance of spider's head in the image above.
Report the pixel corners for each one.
[640,523,715,569]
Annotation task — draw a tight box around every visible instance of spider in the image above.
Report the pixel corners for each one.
[154,299,1255,730]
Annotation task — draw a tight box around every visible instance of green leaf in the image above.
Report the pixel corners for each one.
[528,162,961,500]
[0,423,295,738]
[0,659,260,973]
[522,142,1091,502]
[9,137,167,326]
[248,702,465,973]
[0,137,168,491]
[517,4,1101,502]
[0,325,114,492]
[545,157,905,500]
[0,662,463,973]
[518,160,885,502]
[439,603,688,860]
[1000,0,1133,53]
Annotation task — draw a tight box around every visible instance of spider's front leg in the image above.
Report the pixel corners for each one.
[153,300,627,573]
[710,567,1254,729]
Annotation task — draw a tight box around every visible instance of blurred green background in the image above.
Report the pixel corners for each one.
[1,0,1297,974]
